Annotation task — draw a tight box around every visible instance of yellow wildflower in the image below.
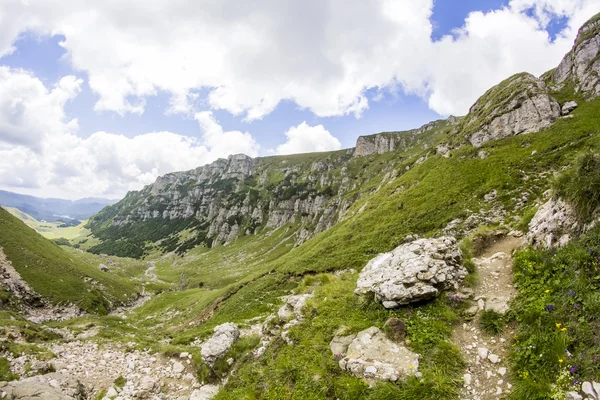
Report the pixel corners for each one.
[559,359,564,363]
[545,289,550,293]
[409,366,414,369]
[556,323,561,328]
[561,327,567,332]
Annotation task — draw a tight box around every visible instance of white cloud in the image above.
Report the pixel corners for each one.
[276,122,341,155]
[194,111,260,158]
[0,67,81,151]
[0,69,260,198]
[0,0,594,119]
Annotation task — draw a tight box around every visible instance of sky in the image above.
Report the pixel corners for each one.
[0,0,597,200]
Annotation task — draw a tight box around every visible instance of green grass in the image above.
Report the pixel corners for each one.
[479,310,505,334]
[553,152,600,223]
[215,273,465,400]
[509,225,600,398]
[0,207,139,313]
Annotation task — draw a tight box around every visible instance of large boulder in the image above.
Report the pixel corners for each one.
[0,373,84,400]
[527,197,579,249]
[552,13,600,99]
[330,327,420,382]
[461,73,560,147]
[355,237,465,308]
[200,323,239,366]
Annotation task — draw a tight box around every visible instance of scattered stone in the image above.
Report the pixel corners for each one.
[355,237,466,307]
[488,354,500,364]
[200,323,240,367]
[332,327,420,382]
[277,294,313,322]
[189,385,220,400]
[498,367,507,376]
[463,373,472,386]
[484,296,510,315]
[172,361,185,375]
[562,101,578,115]
[477,348,489,360]
[464,305,479,317]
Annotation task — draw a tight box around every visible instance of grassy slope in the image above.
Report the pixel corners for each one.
[0,207,139,313]
[202,95,600,398]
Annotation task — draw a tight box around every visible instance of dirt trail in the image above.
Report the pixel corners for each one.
[453,235,524,400]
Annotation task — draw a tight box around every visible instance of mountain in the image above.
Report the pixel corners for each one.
[0,190,115,223]
[2,12,600,400]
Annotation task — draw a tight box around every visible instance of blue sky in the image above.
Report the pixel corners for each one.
[0,0,595,198]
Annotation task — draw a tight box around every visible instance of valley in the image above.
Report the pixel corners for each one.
[1,11,600,400]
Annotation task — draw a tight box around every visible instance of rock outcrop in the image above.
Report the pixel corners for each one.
[330,327,420,382]
[463,73,561,147]
[200,323,240,366]
[277,293,314,344]
[552,13,600,99]
[0,380,73,400]
[527,197,579,249]
[88,151,360,253]
[355,237,466,308]
[354,118,459,157]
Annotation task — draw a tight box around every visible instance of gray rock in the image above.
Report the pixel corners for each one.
[566,391,583,400]
[98,264,109,272]
[355,237,466,306]
[354,118,454,157]
[190,385,220,400]
[200,323,240,366]
[562,101,578,115]
[527,197,579,249]
[552,15,600,100]
[485,296,510,315]
[277,294,312,322]
[467,73,560,147]
[582,381,598,399]
[333,327,420,382]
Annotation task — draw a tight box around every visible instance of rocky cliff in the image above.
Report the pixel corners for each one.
[462,73,561,147]
[552,13,600,99]
[353,117,460,157]
[88,150,370,257]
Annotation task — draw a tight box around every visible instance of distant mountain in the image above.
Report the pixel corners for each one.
[0,190,116,222]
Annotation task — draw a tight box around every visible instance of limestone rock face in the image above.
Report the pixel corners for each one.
[464,73,560,147]
[527,197,579,249]
[200,323,240,366]
[552,14,600,99]
[353,117,460,157]
[89,151,359,250]
[355,237,466,307]
[330,327,420,382]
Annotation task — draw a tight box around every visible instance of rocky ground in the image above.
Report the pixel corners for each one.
[453,235,524,400]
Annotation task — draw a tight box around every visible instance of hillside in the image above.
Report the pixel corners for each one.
[0,207,140,315]
[2,11,600,400]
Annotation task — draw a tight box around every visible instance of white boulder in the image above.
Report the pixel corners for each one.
[330,327,420,382]
[200,323,239,366]
[355,237,466,307]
